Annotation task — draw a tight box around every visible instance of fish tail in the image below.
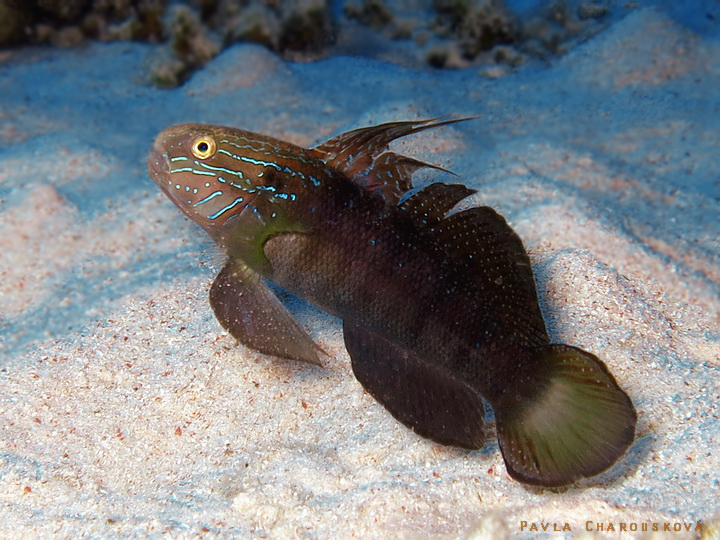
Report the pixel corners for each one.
[493,344,636,486]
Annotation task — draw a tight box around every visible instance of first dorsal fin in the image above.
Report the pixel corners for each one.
[309,118,473,203]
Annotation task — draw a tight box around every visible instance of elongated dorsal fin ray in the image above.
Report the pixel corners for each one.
[310,118,473,203]
[344,321,486,449]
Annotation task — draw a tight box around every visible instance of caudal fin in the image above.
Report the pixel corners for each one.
[494,344,636,487]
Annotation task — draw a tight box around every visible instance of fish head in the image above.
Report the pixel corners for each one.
[148,123,279,234]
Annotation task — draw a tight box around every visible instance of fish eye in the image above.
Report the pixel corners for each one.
[191,135,217,160]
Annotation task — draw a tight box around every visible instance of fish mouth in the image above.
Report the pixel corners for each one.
[147,137,171,187]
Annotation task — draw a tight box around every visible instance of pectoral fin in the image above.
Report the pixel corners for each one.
[209,260,323,365]
[344,322,486,449]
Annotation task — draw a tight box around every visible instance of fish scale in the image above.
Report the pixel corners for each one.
[148,118,637,487]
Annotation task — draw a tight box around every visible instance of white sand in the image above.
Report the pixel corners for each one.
[1,8,718,538]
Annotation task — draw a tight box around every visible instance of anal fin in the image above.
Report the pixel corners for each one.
[344,321,485,449]
[209,260,323,365]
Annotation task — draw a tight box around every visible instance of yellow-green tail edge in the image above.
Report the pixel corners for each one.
[495,344,637,486]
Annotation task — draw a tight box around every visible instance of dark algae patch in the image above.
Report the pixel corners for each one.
[148,118,637,486]
[1,0,617,84]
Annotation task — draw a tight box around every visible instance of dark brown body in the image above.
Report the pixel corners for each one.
[261,166,546,404]
[149,119,637,487]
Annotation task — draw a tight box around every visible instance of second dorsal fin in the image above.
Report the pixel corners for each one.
[434,206,549,344]
[399,182,476,227]
[310,118,472,203]
[400,182,548,345]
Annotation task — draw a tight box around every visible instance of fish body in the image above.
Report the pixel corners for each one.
[149,119,636,486]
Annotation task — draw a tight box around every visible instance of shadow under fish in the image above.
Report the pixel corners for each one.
[148,118,637,487]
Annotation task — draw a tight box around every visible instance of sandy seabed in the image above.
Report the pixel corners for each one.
[1,7,719,539]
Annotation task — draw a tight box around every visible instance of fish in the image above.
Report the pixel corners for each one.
[148,118,637,487]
